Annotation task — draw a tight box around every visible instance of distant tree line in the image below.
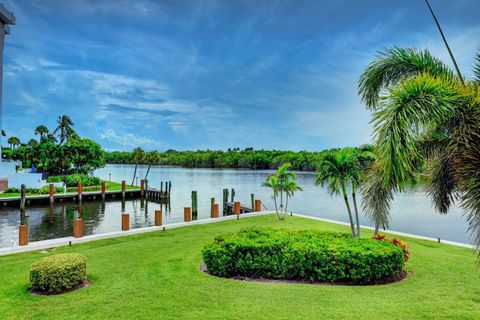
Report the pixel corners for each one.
[105,145,374,171]
[2,115,105,175]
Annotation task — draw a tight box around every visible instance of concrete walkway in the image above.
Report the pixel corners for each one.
[0,211,475,256]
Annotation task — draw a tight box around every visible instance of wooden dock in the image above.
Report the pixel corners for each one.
[224,202,253,215]
[0,188,170,207]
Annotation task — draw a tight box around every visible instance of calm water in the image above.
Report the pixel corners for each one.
[0,164,472,248]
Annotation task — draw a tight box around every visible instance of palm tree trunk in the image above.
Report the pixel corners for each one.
[342,183,356,238]
[131,163,138,186]
[144,163,152,180]
[352,183,361,238]
[374,223,380,235]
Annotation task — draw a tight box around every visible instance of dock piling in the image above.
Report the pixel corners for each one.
[255,199,262,212]
[19,224,28,246]
[234,201,241,220]
[121,180,126,198]
[140,179,145,197]
[191,191,198,220]
[184,207,191,222]
[212,203,219,218]
[77,183,83,202]
[251,194,255,211]
[101,181,106,200]
[155,209,162,226]
[49,183,55,204]
[121,212,130,231]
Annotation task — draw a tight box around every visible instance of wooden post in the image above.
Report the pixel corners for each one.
[222,188,228,216]
[255,199,262,212]
[234,201,241,220]
[210,198,215,217]
[184,207,191,222]
[20,184,26,225]
[161,181,164,196]
[19,224,28,246]
[73,219,84,238]
[49,183,55,204]
[77,183,83,202]
[231,188,235,202]
[122,212,130,231]
[140,179,145,197]
[191,191,198,220]
[212,204,219,218]
[155,209,162,226]
[101,181,106,200]
[251,194,255,211]
[121,180,126,198]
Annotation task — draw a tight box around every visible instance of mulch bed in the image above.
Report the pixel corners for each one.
[200,263,407,286]
[29,279,91,295]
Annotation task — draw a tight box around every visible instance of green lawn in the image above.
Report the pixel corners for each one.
[0,214,479,319]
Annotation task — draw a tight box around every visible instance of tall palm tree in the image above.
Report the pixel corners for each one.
[316,150,358,238]
[262,174,280,217]
[275,163,297,214]
[54,115,75,144]
[358,46,480,252]
[34,125,49,140]
[131,147,145,186]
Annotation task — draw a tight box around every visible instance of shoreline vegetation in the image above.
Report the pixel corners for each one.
[104,145,374,171]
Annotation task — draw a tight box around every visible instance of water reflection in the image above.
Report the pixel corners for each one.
[0,197,172,247]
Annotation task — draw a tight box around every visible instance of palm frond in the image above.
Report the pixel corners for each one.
[474,50,480,83]
[358,47,456,110]
[427,152,458,214]
[372,73,462,188]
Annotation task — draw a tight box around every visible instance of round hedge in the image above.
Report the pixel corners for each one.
[30,253,87,293]
[202,228,405,284]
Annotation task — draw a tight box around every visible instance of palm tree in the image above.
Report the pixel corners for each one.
[34,125,49,140]
[7,136,20,149]
[144,151,159,180]
[131,147,145,186]
[316,150,358,238]
[262,174,280,218]
[46,133,57,144]
[54,115,75,144]
[358,46,480,252]
[275,163,297,214]
[284,178,303,214]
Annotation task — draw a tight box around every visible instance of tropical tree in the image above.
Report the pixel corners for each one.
[130,147,145,186]
[54,115,75,144]
[315,150,358,237]
[358,46,480,252]
[284,178,303,214]
[144,151,159,180]
[262,162,301,220]
[262,174,280,215]
[34,125,49,140]
[7,136,20,149]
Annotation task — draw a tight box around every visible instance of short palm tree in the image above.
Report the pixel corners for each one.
[358,46,480,251]
[7,136,20,149]
[284,178,303,214]
[54,115,75,144]
[34,125,49,140]
[131,147,145,186]
[316,150,358,238]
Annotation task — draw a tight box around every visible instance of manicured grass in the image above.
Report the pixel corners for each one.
[0,215,479,319]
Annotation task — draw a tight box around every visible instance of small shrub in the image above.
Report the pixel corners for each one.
[203,227,405,284]
[30,253,87,293]
[372,234,410,262]
[47,174,101,187]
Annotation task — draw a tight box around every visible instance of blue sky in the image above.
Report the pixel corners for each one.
[2,0,479,151]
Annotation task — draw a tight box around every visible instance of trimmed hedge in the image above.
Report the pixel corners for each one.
[202,228,405,284]
[47,174,101,187]
[30,253,87,293]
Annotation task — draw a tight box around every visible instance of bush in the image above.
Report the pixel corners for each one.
[47,174,101,187]
[30,253,87,293]
[372,234,410,262]
[202,228,405,284]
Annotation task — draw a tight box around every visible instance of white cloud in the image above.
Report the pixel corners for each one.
[100,129,158,148]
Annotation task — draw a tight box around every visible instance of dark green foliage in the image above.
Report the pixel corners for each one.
[202,227,404,284]
[47,174,101,187]
[30,253,87,293]
[104,147,370,171]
